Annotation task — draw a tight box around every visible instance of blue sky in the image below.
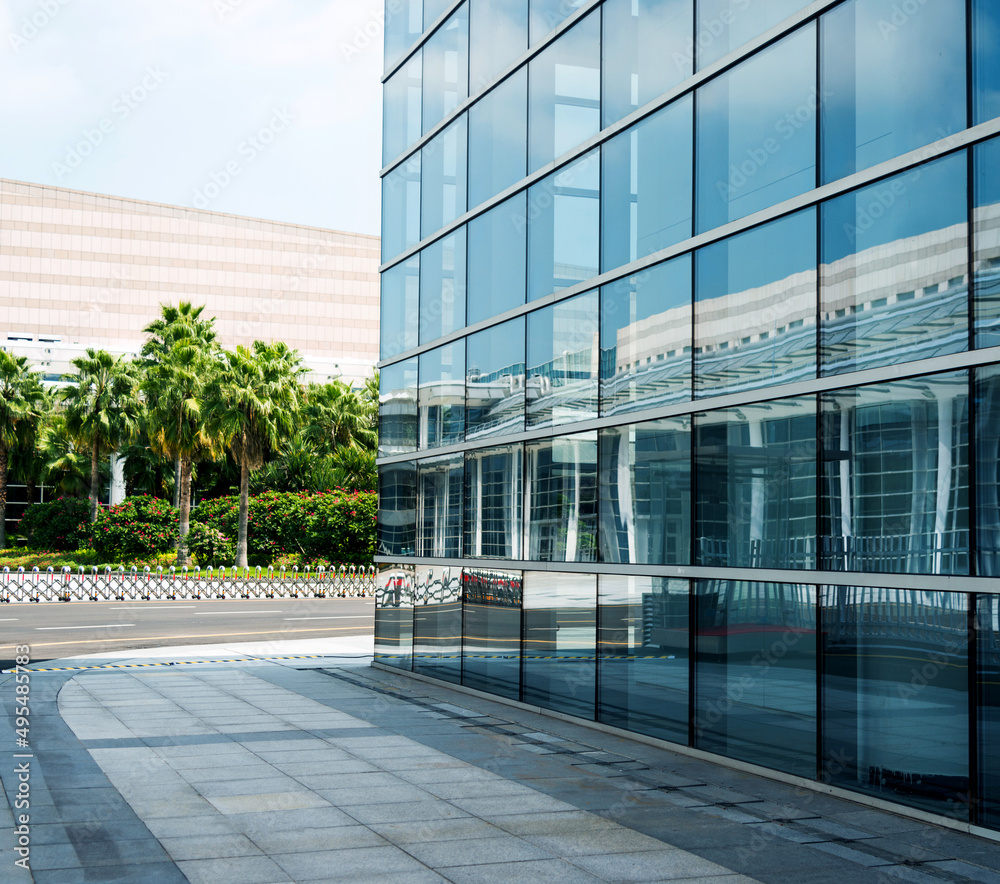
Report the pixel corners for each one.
[0,0,383,234]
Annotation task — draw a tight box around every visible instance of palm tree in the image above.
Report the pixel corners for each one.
[207,342,304,567]
[143,340,221,564]
[142,302,218,508]
[330,445,377,492]
[301,380,377,455]
[0,351,46,548]
[61,350,143,523]
[38,415,93,498]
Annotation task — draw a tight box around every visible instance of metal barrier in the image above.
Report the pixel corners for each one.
[0,564,377,604]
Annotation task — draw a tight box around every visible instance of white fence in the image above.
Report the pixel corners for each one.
[0,564,377,604]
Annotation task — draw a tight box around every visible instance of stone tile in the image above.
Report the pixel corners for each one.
[32,861,188,884]
[403,834,551,867]
[523,828,675,857]
[491,811,621,836]
[206,791,331,815]
[158,834,264,860]
[450,794,577,817]
[438,858,605,883]
[569,848,737,882]
[143,814,239,839]
[177,855,293,884]
[341,800,472,825]
[313,783,430,805]
[249,825,389,854]
[272,845,430,881]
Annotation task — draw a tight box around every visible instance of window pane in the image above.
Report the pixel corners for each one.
[821,0,966,183]
[695,580,816,777]
[423,5,469,136]
[412,565,462,682]
[820,373,970,575]
[974,0,1000,125]
[526,431,598,562]
[467,192,527,324]
[599,576,689,743]
[696,0,812,70]
[823,586,969,819]
[463,568,523,699]
[523,571,596,718]
[378,462,417,556]
[820,154,968,376]
[467,317,526,440]
[527,150,600,302]
[976,364,1000,576]
[602,0,693,127]
[975,137,1000,349]
[375,564,415,669]
[470,0,528,93]
[379,358,418,455]
[978,594,1000,826]
[695,397,816,569]
[528,11,600,173]
[419,230,467,344]
[599,417,691,565]
[382,154,421,262]
[696,25,816,233]
[601,257,692,416]
[421,115,468,239]
[464,444,523,558]
[418,455,464,556]
[695,209,817,398]
[527,290,599,429]
[424,0,453,26]
[529,0,587,45]
[468,69,528,208]
[381,256,419,360]
[383,53,422,165]
[602,97,693,273]
[384,0,423,73]
[419,341,465,449]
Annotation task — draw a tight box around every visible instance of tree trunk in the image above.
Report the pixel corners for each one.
[0,447,8,550]
[236,460,250,569]
[89,439,100,523]
[177,456,193,566]
[173,456,181,508]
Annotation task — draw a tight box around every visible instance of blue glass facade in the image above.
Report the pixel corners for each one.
[378,0,1000,830]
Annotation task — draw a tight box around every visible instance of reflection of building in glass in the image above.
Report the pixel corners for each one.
[0,178,380,384]
[376,0,1000,832]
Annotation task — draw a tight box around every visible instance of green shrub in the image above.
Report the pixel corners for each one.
[16,498,90,551]
[186,522,235,567]
[91,496,178,561]
[192,490,376,567]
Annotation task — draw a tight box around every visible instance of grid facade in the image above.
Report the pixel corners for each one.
[0,179,380,384]
[375,0,1000,831]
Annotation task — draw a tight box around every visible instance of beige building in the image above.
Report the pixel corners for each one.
[0,178,380,384]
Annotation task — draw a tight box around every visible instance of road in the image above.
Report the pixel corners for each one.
[0,596,374,667]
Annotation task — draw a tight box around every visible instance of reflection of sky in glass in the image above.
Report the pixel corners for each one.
[380,256,419,360]
[421,116,467,240]
[382,53,422,165]
[469,69,528,209]
[821,0,966,183]
[696,0,812,69]
[697,25,815,232]
[529,0,588,45]
[975,138,1000,348]
[975,0,1000,125]
[419,230,467,345]
[422,6,468,136]
[468,193,527,324]
[470,0,528,92]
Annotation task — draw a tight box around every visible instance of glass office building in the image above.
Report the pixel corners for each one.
[376,0,1000,832]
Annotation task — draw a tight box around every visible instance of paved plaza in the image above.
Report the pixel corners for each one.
[2,637,999,883]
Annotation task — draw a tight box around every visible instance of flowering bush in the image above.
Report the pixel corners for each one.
[90,496,179,561]
[16,498,90,551]
[186,522,235,567]
[192,490,376,567]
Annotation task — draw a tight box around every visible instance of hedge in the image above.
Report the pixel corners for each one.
[90,496,179,561]
[16,497,90,551]
[192,490,376,567]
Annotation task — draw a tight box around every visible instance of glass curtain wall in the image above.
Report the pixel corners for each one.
[462,568,523,698]
[412,565,463,682]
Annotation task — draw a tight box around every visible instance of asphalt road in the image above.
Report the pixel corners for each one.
[0,596,374,666]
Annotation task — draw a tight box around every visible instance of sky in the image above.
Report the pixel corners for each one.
[0,0,384,235]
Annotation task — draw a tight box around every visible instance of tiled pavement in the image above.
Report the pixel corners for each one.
[2,641,1000,883]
